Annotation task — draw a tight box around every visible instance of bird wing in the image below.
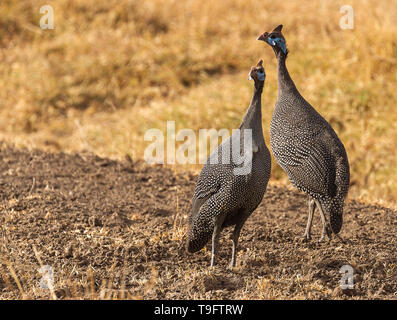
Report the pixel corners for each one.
[191,164,222,218]
[275,138,337,198]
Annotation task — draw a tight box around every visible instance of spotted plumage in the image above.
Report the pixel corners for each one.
[258,25,350,241]
[186,60,271,267]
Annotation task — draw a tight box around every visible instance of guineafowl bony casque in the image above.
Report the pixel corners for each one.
[257,25,350,241]
[186,60,271,267]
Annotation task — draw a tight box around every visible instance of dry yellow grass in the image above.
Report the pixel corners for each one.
[0,0,396,204]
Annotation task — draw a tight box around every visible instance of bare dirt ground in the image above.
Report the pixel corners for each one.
[0,142,396,299]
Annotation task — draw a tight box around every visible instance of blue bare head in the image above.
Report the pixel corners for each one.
[257,24,288,57]
[248,59,266,84]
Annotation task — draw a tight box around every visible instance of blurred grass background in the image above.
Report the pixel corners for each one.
[0,0,396,205]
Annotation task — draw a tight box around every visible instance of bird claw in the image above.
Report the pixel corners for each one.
[302,233,311,241]
[318,233,333,243]
[301,237,311,243]
[334,233,345,244]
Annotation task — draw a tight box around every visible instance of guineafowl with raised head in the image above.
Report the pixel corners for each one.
[186,60,271,267]
[257,25,350,241]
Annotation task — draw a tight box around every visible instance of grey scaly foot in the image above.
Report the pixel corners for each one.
[303,198,315,240]
[315,200,332,242]
[229,245,236,269]
[229,217,247,268]
[210,222,222,267]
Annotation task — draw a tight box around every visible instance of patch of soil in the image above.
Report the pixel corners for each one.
[0,143,396,299]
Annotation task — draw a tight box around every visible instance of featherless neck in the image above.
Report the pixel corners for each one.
[239,83,263,131]
[254,81,264,94]
[277,54,297,93]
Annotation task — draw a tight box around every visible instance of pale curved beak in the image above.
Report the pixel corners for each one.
[257,33,268,41]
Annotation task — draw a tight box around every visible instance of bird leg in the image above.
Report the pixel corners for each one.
[229,212,250,269]
[210,217,223,267]
[314,200,332,242]
[303,198,315,240]
[229,233,239,269]
[229,224,243,269]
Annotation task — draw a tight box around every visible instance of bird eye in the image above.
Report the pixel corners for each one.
[270,34,276,39]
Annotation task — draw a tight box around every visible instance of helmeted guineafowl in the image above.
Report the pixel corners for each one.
[186,60,271,267]
[257,25,350,241]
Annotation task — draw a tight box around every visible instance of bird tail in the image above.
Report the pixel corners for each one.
[324,198,344,234]
[186,214,214,253]
[327,154,349,234]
